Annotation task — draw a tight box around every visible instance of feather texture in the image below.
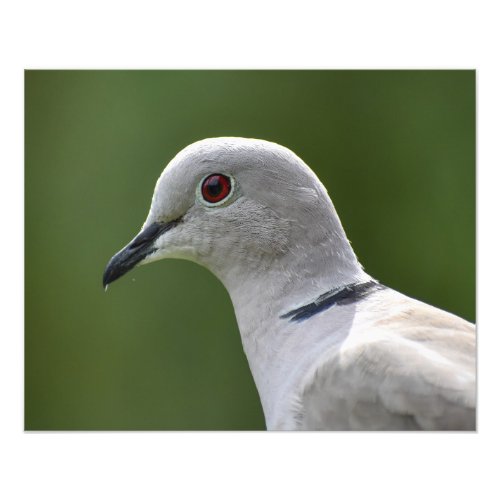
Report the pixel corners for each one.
[297,289,475,430]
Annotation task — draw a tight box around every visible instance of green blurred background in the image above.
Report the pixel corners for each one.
[25,70,475,430]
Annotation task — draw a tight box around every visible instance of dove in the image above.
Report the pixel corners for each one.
[103,137,475,430]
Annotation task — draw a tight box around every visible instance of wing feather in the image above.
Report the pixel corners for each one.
[297,294,476,430]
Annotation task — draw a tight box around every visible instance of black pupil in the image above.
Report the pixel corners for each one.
[206,177,223,196]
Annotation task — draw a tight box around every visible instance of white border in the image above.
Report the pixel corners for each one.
[2,1,499,499]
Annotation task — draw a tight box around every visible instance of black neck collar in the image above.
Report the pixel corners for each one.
[280,280,385,323]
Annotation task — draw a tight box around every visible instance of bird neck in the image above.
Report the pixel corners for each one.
[218,225,371,428]
[222,211,370,323]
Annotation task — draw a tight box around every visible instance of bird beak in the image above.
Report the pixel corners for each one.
[103,220,179,288]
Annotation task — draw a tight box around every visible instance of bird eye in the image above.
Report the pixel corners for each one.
[200,174,233,205]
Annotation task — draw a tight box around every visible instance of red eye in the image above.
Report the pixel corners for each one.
[201,174,232,204]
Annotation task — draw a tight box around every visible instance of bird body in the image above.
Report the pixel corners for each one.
[103,137,476,430]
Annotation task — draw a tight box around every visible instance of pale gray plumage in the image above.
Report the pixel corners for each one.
[103,137,476,430]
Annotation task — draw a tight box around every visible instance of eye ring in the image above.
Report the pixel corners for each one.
[197,173,235,207]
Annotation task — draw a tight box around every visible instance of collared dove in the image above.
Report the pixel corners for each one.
[103,137,476,430]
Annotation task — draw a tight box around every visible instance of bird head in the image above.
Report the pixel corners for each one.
[103,137,362,292]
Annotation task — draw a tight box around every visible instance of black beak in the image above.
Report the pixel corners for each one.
[103,220,179,288]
